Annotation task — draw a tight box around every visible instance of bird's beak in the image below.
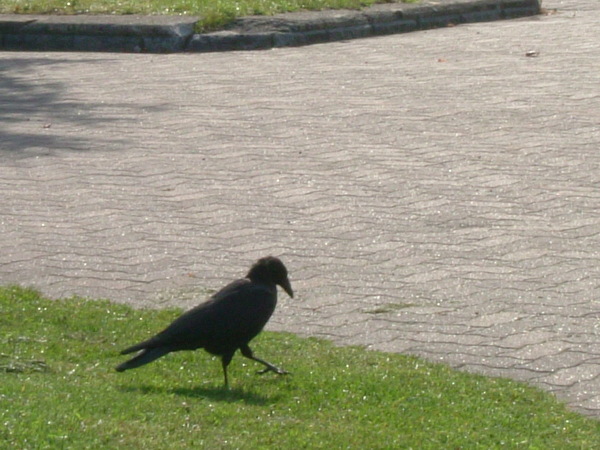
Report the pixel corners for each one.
[280,278,294,298]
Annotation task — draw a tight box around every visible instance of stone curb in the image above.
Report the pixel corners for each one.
[0,0,541,53]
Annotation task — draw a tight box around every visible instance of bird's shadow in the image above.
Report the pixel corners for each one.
[118,383,278,405]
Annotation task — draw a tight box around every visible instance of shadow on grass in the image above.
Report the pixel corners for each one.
[119,383,279,405]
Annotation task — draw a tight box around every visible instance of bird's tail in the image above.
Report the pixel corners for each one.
[120,339,156,355]
[115,347,170,372]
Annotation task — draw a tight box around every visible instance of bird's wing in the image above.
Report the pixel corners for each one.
[149,278,278,351]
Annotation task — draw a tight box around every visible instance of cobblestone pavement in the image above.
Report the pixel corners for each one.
[1,0,599,417]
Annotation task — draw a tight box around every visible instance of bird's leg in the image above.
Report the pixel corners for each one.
[221,353,234,389]
[240,344,289,376]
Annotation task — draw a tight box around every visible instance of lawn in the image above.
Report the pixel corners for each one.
[0,0,415,31]
[1,285,599,448]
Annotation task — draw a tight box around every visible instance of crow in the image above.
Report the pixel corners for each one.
[115,256,293,387]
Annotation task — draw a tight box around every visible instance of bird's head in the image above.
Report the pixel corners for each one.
[247,256,294,298]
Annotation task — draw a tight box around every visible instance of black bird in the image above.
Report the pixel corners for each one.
[116,256,293,387]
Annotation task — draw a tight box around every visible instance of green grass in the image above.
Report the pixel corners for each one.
[0,0,415,32]
[1,285,599,448]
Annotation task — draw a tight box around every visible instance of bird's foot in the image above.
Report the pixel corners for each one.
[257,366,289,376]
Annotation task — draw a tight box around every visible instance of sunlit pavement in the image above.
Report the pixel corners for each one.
[1,0,599,417]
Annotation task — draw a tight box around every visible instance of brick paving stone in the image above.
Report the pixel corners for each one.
[1,0,599,417]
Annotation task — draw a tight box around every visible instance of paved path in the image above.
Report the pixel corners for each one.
[1,0,599,417]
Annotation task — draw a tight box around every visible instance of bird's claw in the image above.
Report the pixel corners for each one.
[257,366,289,376]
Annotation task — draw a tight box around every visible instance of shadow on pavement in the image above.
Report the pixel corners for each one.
[0,56,129,156]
